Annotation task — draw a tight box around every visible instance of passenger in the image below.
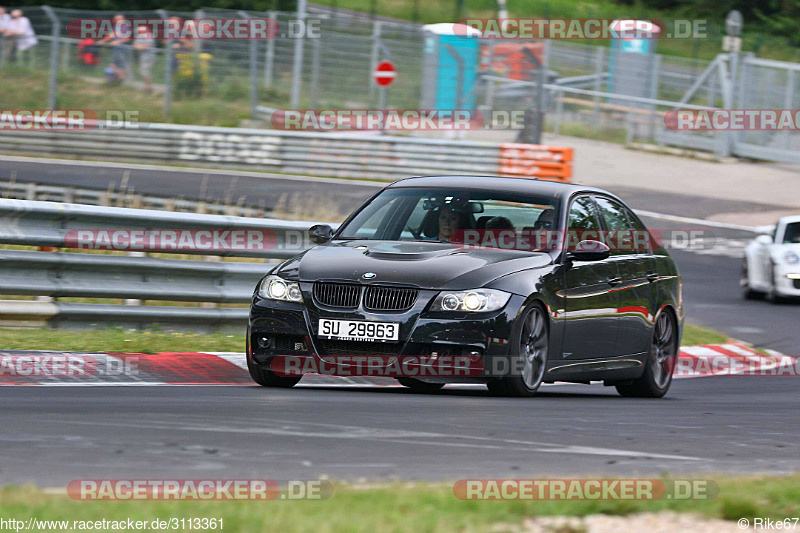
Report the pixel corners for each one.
[485,216,514,230]
[534,208,555,229]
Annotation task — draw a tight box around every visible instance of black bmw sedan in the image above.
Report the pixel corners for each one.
[247,176,683,397]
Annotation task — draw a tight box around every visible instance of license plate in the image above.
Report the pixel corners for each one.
[318,319,399,342]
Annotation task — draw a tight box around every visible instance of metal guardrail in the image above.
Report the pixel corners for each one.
[0,198,337,330]
[0,250,265,303]
[0,180,268,217]
[0,198,332,259]
[0,121,573,182]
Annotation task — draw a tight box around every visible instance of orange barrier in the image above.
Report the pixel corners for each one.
[481,43,546,81]
[498,144,573,182]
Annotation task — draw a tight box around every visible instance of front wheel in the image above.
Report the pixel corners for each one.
[741,259,763,300]
[486,303,548,397]
[767,261,787,303]
[616,311,677,398]
[247,357,302,388]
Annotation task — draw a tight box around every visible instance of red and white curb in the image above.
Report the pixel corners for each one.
[0,345,793,386]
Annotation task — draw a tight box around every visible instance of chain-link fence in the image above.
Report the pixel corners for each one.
[2,5,800,161]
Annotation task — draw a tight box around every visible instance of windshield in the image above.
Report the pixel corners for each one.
[336,187,561,251]
[783,222,800,244]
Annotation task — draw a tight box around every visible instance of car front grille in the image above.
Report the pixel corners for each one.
[313,282,361,308]
[364,286,418,312]
[313,282,418,311]
[318,339,402,356]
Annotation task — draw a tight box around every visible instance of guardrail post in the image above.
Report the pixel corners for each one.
[647,54,661,142]
[592,46,603,130]
[310,35,321,109]
[264,11,277,89]
[42,6,60,110]
[124,252,146,306]
[239,11,259,121]
[157,10,173,118]
[781,70,794,150]
[369,21,382,99]
[290,0,307,109]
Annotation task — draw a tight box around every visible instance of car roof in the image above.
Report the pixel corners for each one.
[387,176,615,201]
[779,215,800,225]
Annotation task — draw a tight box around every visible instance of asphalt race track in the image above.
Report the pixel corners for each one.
[1,157,799,487]
[1,377,799,485]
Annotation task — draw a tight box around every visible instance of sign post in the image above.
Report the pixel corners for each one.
[374,60,396,111]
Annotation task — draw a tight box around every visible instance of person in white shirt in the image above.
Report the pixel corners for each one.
[4,10,37,63]
[0,7,13,64]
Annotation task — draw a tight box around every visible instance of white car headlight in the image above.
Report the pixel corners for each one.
[259,275,303,303]
[431,289,511,312]
[784,251,799,264]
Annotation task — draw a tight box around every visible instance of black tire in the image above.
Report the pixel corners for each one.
[396,377,445,393]
[741,259,763,300]
[247,357,302,388]
[486,302,548,398]
[767,261,787,304]
[616,310,677,398]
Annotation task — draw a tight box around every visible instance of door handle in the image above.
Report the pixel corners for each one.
[607,277,622,287]
[646,271,658,282]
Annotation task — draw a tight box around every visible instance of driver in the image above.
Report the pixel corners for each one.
[438,208,463,241]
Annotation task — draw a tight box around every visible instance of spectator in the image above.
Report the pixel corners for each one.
[0,7,11,63]
[173,19,196,53]
[133,24,155,91]
[98,14,130,82]
[4,9,37,64]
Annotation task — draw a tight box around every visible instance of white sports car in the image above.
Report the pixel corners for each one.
[742,215,800,301]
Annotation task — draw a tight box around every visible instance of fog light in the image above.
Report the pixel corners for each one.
[257,336,271,349]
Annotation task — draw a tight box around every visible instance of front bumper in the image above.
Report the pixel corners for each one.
[775,266,800,297]
[248,285,526,380]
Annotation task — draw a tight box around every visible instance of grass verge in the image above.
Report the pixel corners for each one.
[0,322,731,354]
[1,474,799,532]
[0,328,244,353]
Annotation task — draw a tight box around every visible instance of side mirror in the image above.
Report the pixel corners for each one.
[309,224,334,245]
[755,234,773,245]
[566,240,611,262]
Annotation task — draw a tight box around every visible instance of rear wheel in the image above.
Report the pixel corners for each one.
[247,357,302,388]
[486,303,548,398]
[397,377,445,393]
[616,311,677,398]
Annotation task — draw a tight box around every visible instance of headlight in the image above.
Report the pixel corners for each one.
[430,289,511,312]
[784,251,799,264]
[258,275,303,303]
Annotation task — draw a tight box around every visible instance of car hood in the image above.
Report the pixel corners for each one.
[275,240,552,289]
